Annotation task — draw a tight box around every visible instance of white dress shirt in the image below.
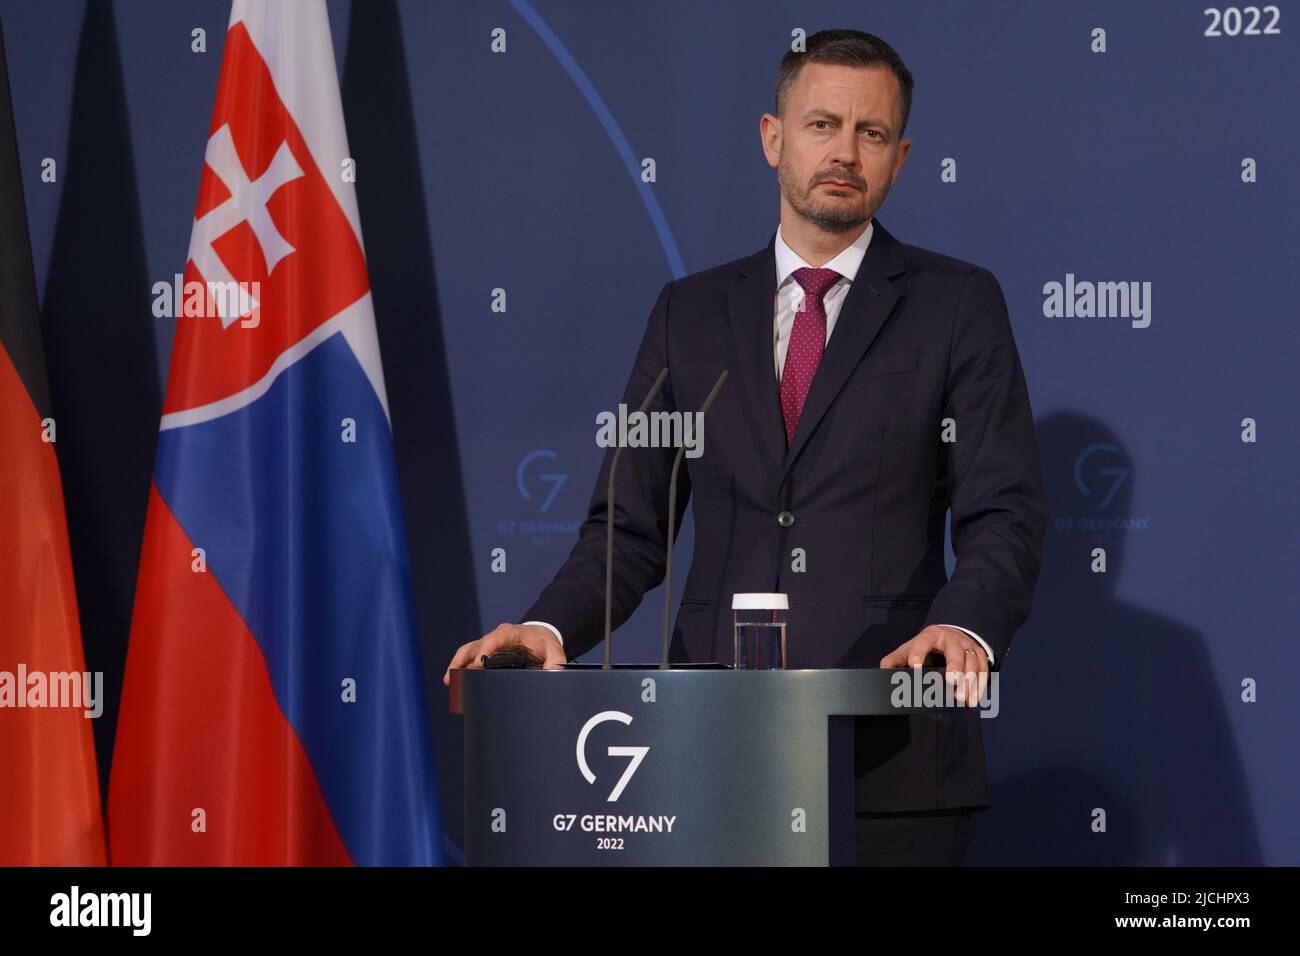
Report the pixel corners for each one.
[773,219,873,380]
[527,219,995,667]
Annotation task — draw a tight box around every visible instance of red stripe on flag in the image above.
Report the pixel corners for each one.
[0,344,106,866]
[108,483,353,865]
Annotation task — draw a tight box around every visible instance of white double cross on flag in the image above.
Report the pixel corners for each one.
[186,123,304,328]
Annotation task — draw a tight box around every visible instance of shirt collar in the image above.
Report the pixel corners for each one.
[774,219,874,289]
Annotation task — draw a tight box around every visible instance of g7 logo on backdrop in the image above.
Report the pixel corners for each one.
[516,449,567,514]
[576,711,649,802]
[1074,443,1130,509]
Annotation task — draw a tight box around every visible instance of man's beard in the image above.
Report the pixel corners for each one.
[778,156,876,234]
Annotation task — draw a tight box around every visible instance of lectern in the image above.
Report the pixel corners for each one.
[449,665,957,865]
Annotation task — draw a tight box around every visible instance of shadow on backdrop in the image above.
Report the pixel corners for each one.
[968,411,1261,865]
[39,0,159,806]
[342,0,481,865]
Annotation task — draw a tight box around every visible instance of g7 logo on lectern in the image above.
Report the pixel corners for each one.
[576,711,649,802]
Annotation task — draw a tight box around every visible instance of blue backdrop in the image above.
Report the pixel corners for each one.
[2,0,1295,865]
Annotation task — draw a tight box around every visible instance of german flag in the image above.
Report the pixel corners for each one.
[0,20,106,866]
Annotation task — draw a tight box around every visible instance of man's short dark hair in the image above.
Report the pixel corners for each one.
[775,30,914,137]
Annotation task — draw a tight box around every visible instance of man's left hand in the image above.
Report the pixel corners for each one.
[880,625,988,706]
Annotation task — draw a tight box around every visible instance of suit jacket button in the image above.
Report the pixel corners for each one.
[776,510,795,528]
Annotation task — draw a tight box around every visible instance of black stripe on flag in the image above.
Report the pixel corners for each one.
[0,19,53,421]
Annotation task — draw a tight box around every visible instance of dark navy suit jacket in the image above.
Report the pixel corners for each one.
[524,218,1049,812]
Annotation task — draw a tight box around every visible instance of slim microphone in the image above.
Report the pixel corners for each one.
[604,368,669,669]
[660,370,729,669]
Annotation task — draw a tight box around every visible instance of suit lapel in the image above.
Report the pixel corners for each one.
[781,219,907,478]
[723,219,909,480]
[724,231,787,474]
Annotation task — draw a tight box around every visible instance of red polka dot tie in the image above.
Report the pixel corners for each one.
[780,266,842,446]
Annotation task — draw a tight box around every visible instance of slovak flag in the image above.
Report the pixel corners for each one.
[108,1,443,865]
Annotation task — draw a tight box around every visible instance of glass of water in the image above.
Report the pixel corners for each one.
[731,593,789,670]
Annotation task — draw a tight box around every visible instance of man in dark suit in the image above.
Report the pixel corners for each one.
[445,29,1047,865]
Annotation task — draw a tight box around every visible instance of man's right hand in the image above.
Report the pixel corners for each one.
[442,622,567,686]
